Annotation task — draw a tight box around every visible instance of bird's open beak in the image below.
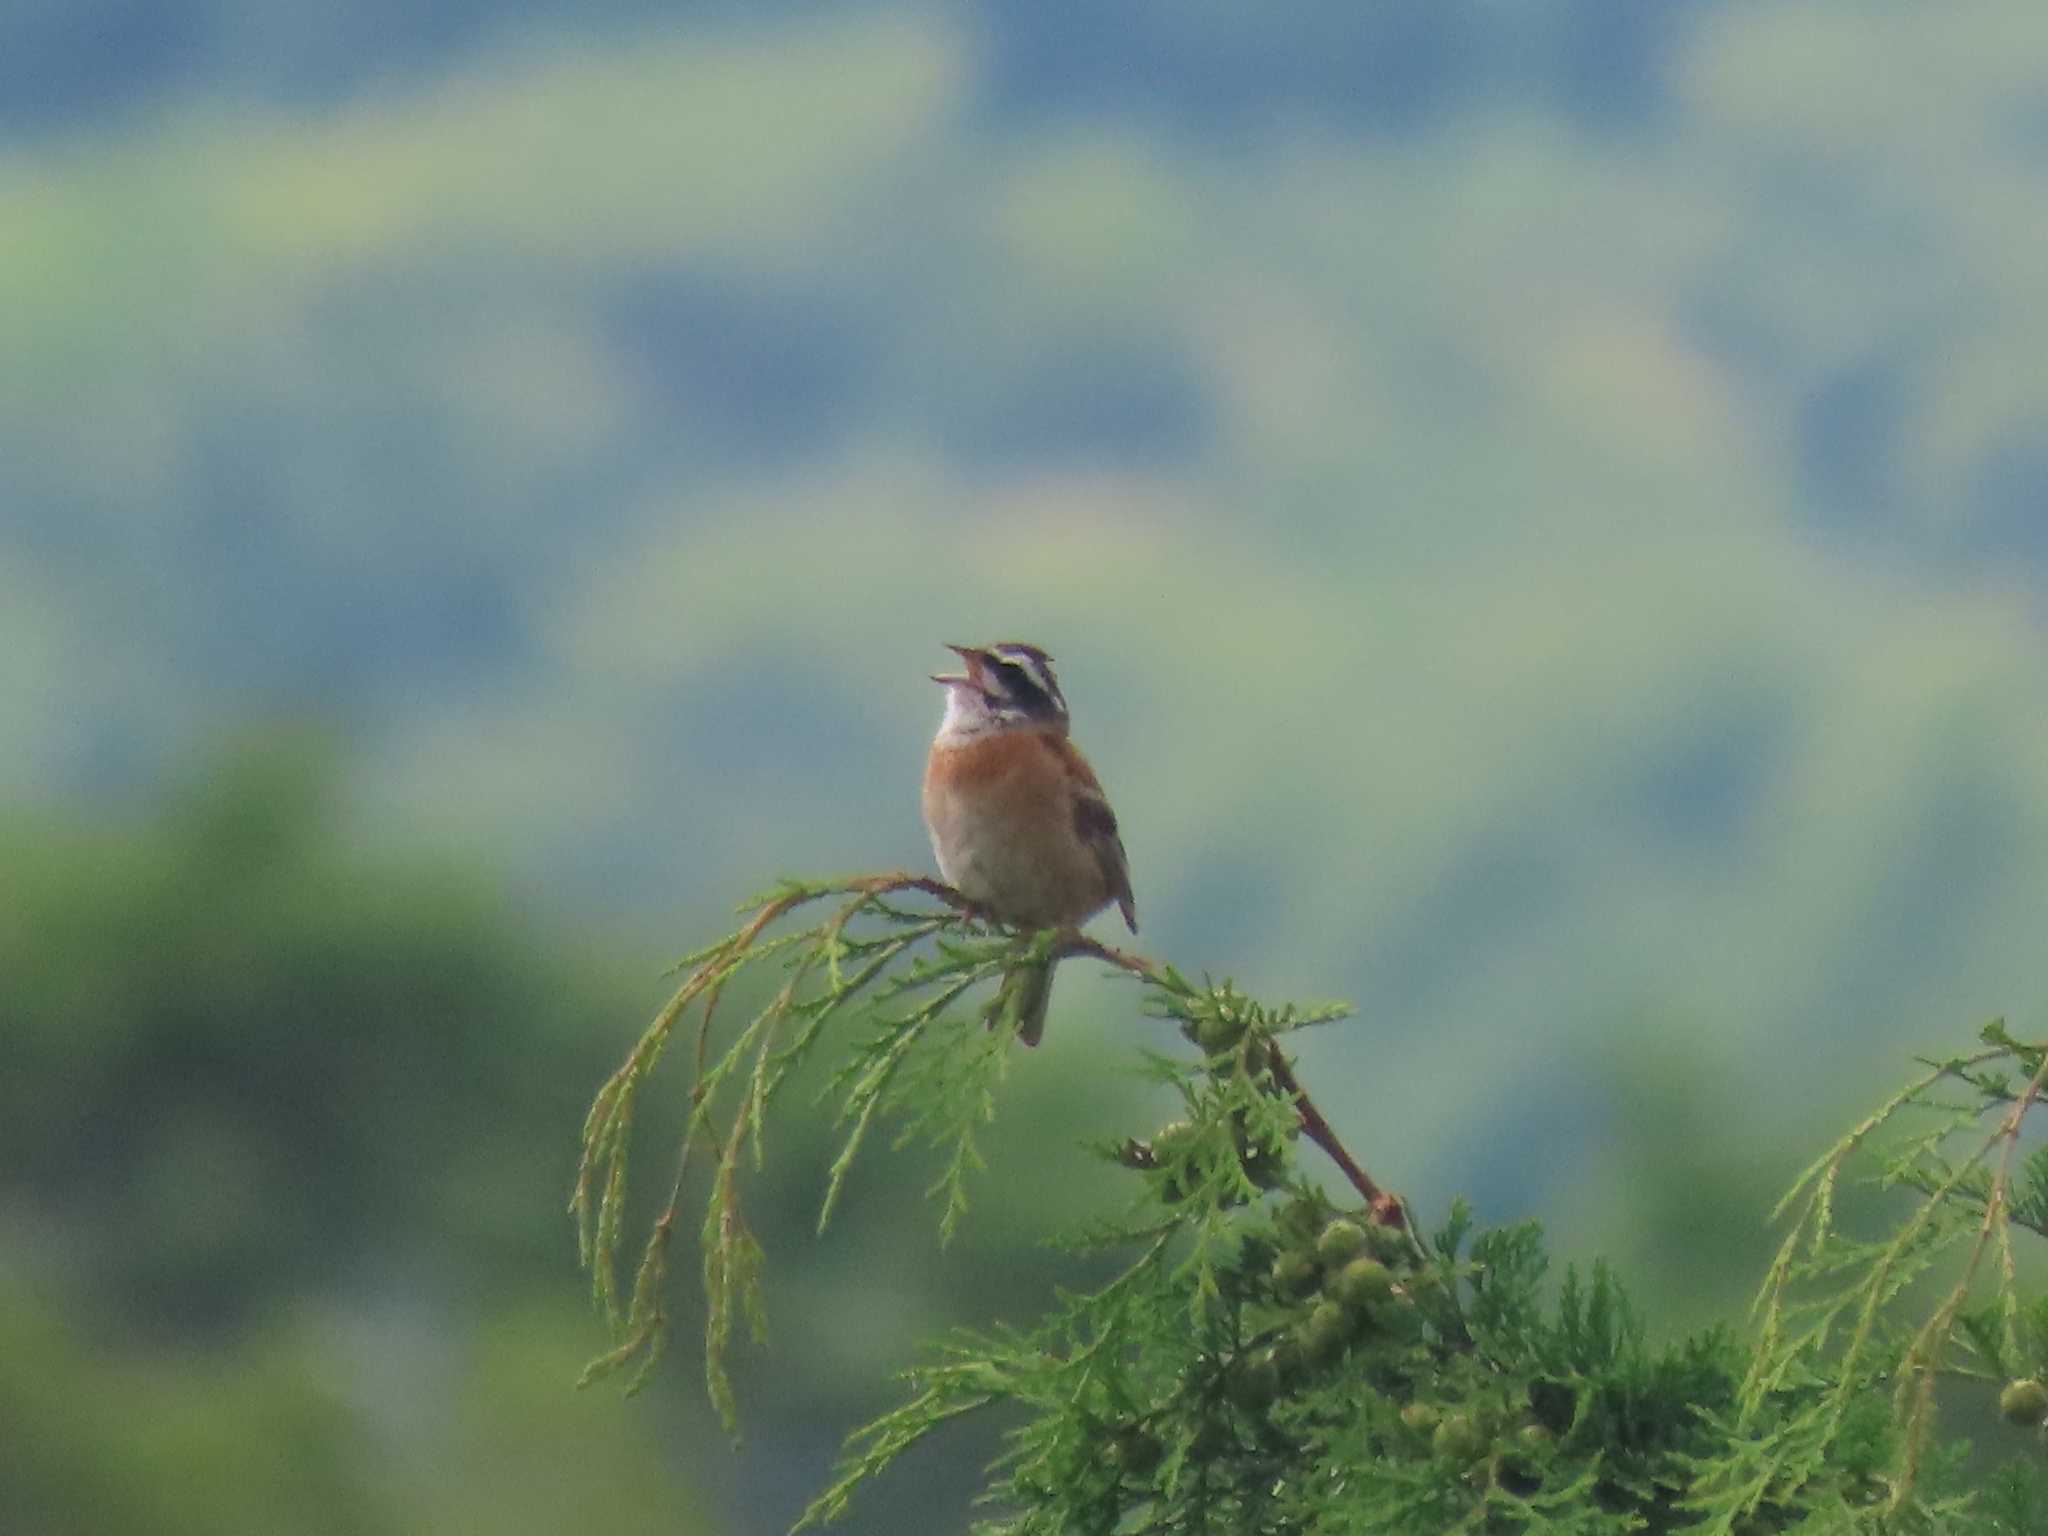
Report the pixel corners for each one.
[931,643,987,686]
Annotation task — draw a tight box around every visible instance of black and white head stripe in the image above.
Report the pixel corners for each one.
[983,642,1068,720]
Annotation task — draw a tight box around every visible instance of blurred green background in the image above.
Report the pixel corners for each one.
[8,2,2048,1530]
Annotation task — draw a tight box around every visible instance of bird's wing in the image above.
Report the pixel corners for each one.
[1071,781,1138,934]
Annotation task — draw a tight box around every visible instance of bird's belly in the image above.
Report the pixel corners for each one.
[924,783,1106,931]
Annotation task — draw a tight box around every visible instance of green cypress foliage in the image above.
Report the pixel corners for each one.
[574,876,2048,1532]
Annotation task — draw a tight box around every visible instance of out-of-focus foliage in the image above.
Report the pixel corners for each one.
[0,736,712,1534]
[5,733,588,1326]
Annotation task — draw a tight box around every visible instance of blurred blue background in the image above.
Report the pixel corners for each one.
[8,2,2048,1530]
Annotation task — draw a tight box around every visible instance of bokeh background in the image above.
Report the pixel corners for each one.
[9,2,2048,1530]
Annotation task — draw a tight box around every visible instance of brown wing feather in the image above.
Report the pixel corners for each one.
[1072,792,1137,932]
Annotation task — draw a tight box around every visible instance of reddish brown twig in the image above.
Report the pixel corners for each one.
[1263,1045,1397,1214]
[655,872,1406,1230]
[1058,931,1400,1219]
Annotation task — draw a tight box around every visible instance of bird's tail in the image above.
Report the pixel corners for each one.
[998,956,1056,1047]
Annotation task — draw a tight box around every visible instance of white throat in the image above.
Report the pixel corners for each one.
[933,683,999,748]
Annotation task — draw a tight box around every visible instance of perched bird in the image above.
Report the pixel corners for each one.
[922,642,1137,1045]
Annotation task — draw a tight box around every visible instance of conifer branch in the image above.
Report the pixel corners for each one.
[574,873,2048,1533]
[1711,1019,2048,1523]
[571,869,1401,1429]
[1058,930,1396,1213]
